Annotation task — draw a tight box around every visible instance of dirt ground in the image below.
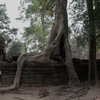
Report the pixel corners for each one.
[0,84,100,100]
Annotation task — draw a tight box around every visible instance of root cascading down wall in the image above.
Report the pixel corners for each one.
[1,61,68,86]
[1,59,100,85]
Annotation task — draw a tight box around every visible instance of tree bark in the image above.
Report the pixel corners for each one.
[0,0,80,91]
[86,0,98,85]
[41,10,46,49]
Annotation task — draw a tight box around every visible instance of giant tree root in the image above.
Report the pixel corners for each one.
[0,0,80,91]
[0,43,59,91]
[0,84,19,92]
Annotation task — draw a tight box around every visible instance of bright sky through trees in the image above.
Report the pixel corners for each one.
[0,0,73,39]
[0,0,30,39]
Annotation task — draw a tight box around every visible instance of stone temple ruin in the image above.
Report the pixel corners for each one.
[0,36,100,86]
[0,36,5,82]
[0,36,5,60]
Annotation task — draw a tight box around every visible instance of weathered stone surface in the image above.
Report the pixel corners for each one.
[0,36,5,60]
[1,62,68,85]
[1,59,100,85]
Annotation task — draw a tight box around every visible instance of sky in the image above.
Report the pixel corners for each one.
[0,0,30,39]
[0,0,73,40]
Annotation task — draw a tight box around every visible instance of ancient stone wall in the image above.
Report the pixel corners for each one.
[0,36,5,82]
[0,36,5,60]
[1,62,68,86]
[0,36,100,85]
[1,58,100,85]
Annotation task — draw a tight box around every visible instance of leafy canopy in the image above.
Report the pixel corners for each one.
[6,41,26,58]
[18,0,55,52]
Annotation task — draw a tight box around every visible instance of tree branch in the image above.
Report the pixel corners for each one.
[67,0,74,10]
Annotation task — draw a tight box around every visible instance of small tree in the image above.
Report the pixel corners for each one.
[86,0,98,85]
[6,41,26,58]
[69,0,99,85]
[18,0,54,52]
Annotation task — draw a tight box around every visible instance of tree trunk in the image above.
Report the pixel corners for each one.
[0,0,80,91]
[87,0,98,85]
[41,10,46,50]
[88,40,92,82]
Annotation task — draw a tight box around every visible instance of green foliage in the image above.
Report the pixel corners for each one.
[69,28,89,59]
[6,41,26,58]
[18,0,55,52]
[0,4,10,36]
[69,0,100,51]
[0,4,18,50]
[22,23,50,52]
[18,0,55,18]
